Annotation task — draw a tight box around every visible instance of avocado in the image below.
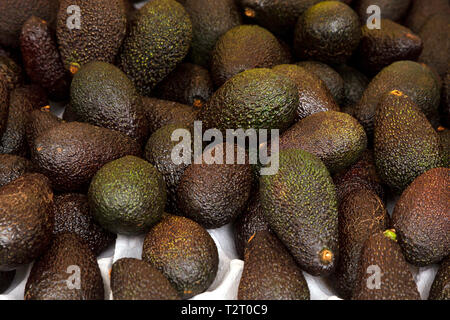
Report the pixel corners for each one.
[31,122,142,192]
[142,215,219,299]
[331,188,389,299]
[0,87,33,156]
[62,103,81,122]
[201,68,298,132]
[279,111,367,173]
[145,124,191,215]
[0,56,22,91]
[89,155,166,235]
[354,61,441,139]
[406,0,450,33]
[237,0,323,37]
[53,193,116,256]
[177,142,253,229]
[260,148,338,276]
[438,127,449,167]
[374,90,443,192]
[142,97,199,135]
[296,61,344,105]
[335,64,369,110]
[272,64,340,120]
[294,1,361,64]
[0,75,9,137]
[70,61,149,145]
[211,25,291,87]
[418,13,450,79]
[0,0,58,48]
[0,173,53,271]
[238,231,310,300]
[333,150,385,202]
[0,154,35,188]
[26,107,62,150]
[184,0,242,68]
[119,0,192,96]
[154,63,213,108]
[20,16,70,101]
[429,255,450,300]
[0,270,15,294]
[352,230,420,300]
[234,192,270,259]
[355,0,411,23]
[392,167,449,266]
[356,19,423,75]
[442,71,450,126]
[57,0,127,71]
[111,258,180,300]
[24,233,104,300]
[13,84,48,110]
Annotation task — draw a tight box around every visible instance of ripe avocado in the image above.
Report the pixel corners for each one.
[142,215,219,299]
[53,193,116,256]
[406,0,450,33]
[119,0,192,95]
[111,258,180,300]
[26,107,62,150]
[0,154,35,188]
[392,167,449,266]
[201,68,298,132]
[89,155,166,235]
[335,64,369,110]
[211,25,291,87]
[279,111,367,173]
[0,173,53,271]
[374,90,443,192]
[70,61,149,145]
[0,75,9,137]
[57,0,127,71]
[13,84,48,110]
[24,233,104,300]
[429,256,450,300]
[437,127,450,167]
[272,64,340,120]
[294,1,361,64]
[0,56,23,91]
[31,122,142,192]
[238,231,310,300]
[260,148,339,276]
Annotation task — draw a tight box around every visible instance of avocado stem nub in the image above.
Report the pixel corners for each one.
[383,229,397,242]
[41,105,51,112]
[244,8,256,18]
[193,98,204,109]
[390,90,404,96]
[69,62,81,75]
[319,249,333,264]
[247,232,256,244]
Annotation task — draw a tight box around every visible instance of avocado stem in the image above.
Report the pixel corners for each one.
[383,229,397,242]
[244,8,256,18]
[319,249,333,264]
[69,62,81,75]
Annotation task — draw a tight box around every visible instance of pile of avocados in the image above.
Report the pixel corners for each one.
[0,0,448,301]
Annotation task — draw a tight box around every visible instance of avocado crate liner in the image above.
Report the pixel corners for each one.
[0,0,441,301]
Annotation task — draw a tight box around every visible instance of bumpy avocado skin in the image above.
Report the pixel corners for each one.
[0,173,54,271]
[374,91,443,192]
[57,0,127,70]
[71,62,149,145]
[211,25,290,87]
[24,233,104,300]
[119,0,192,95]
[25,108,62,150]
[142,215,219,299]
[355,61,441,139]
[335,65,369,109]
[111,258,180,300]
[0,154,35,188]
[89,156,166,236]
[279,111,367,174]
[260,149,339,276]
[184,0,241,68]
[272,64,340,120]
[238,231,310,300]
[429,256,450,300]
[406,0,450,33]
[31,122,142,192]
[0,56,22,92]
[392,168,449,266]
[201,68,298,133]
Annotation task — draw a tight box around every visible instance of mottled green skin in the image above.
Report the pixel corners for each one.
[352,231,420,300]
[71,62,149,145]
[211,25,290,87]
[294,1,361,64]
[279,111,367,173]
[119,0,192,95]
[201,68,298,132]
[429,256,450,300]
[238,231,310,300]
[142,215,218,299]
[355,61,441,139]
[184,0,242,68]
[0,270,15,294]
[374,91,443,192]
[260,149,339,276]
[89,156,166,235]
[392,168,449,266]
[111,258,180,300]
